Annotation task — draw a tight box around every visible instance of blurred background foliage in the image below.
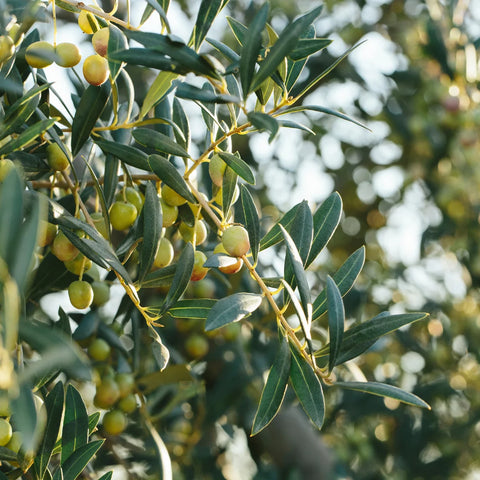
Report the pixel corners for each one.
[20,0,480,478]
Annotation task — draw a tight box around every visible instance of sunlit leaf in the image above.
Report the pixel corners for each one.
[191,0,224,50]
[205,293,262,331]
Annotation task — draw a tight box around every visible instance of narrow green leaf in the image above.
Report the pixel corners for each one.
[175,82,240,104]
[133,128,190,158]
[203,253,240,269]
[335,382,431,409]
[226,17,248,45]
[140,263,176,289]
[107,24,128,81]
[283,200,312,295]
[172,98,190,149]
[218,152,255,184]
[305,192,342,268]
[95,140,150,171]
[98,473,113,480]
[60,440,104,480]
[237,186,260,264]
[149,154,196,203]
[260,202,301,250]
[205,293,262,331]
[311,246,365,322]
[191,0,224,50]
[168,299,216,319]
[149,326,170,371]
[250,6,323,92]
[240,3,269,98]
[289,37,331,60]
[109,48,189,74]
[162,243,194,312]
[295,42,365,99]
[125,30,220,80]
[144,0,170,32]
[279,225,311,316]
[138,182,162,283]
[0,118,56,155]
[278,119,314,135]
[221,166,238,215]
[141,71,179,119]
[252,336,290,435]
[62,385,89,464]
[206,38,239,62]
[248,112,279,142]
[34,382,64,479]
[11,384,38,453]
[289,344,325,429]
[316,312,429,366]
[55,0,81,12]
[71,84,110,156]
[326,276,344,373]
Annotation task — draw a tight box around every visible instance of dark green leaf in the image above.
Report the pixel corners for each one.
[125,30,220,80]
[71,84,110,156]
[218,152,255,184]
[326,276,344,372]
[59,440,104,480]
[107,24,128,81]
[34,382,64,479]
[191,0,224,50]
[205,292,262,331]
[316,312,429,366]
[289,37,331,61]
[260,202,302,250]
[237,186,260,264]
[95,140,150,171]
[252,336,290,435]
[280,225,311,316]
[335,382,431,409]
[0,118,56,155]
[11,384,37,453]
[168,299,216,319]
[240,3,269,98]
[109,48,190,74]
[305,192,342,268]
[175,82,240,104]
[172,98,190,149]
[133,128,190,158]
[140,263,176,289]
[62,385,89,464]
[248,112,279,142]
[226,17,248,45]
[289,344,325,429]
[162,243,194,312]
[250,6,323,92]
[138,182,162,283]
[311,246,365,322]
[98,473,113,480]
[56,0,81,12]
[278,119,314,134]
[221,166,238,215]
[149,154,196,203]
[206,38,239,62]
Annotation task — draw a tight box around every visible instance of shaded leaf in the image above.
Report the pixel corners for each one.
[240,3,269,98]
[58,440,104,480]
[250,6,323,92]
[134,128,190,158]
[205,293,262,331]
[221,166,238,215]
[252,336,290,435]
[226,16,248,45]
[237,186,260,264]
[326,276,344,372]
[95,140,150,171]
[62,385,89,464]
[248,111,279,142]
[260,202,302,250]
[172,98,190,149]
[109,48,190,74]
[311,246,365,322]
[280,225,311,316]
[289,37,331,61]
[289,344,325,429]
[11,384,37,453]
[218,151,255,184]
[335,382,431,409]
[137,364,193,392]
[107,24,128,81]
[305,192,342,268]
[140,263,176,289]
[149,154,196,203]
[162,243,194,312]
[71,84,110,156]
[34,382,64,479]
[175,82,240,104]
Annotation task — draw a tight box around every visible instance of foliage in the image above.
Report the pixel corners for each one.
[0,0,433,478]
